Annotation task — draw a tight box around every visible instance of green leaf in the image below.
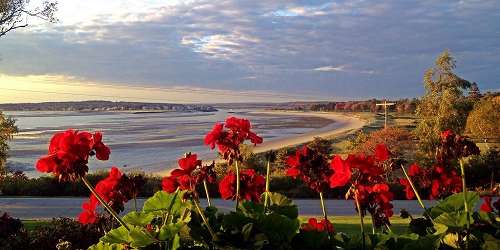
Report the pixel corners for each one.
[222,211,253,229]
[129,227,155,248]
[242,223,254,241]
[122,211,156,226]
[264,192,294,206]
[433,223,448,235]
[429,191,479,218]
[434,212,470,230]
[88,242,126,250]
[143,191,184,215]
[158,222,184,241]
[240,201,265,218]
[257,213,300,243]
[482,234,500,250]
[261,192,299,219]
[401,235,441,250]
[100,226,131,245]
[171,234,181,250]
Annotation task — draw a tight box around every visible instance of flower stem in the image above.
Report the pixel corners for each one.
[235,160,240,211]
[163,189,180,227]
[371,216,376,234]
[459,159,470,249]
[355,194,365,250]
[264,159,271,209]
[81,177,129,231]
[319,192,328,223]
[400,164,435,223]
[193,198,219,241]
[203,180,212,207]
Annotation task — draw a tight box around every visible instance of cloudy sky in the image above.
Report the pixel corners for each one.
[0,0,499,103]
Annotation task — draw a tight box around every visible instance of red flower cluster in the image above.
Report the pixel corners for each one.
[79,167,144,224]
[204,117,263,164]
[399,163,462,200]
[286,146,333,193]
[301,218,334,233]
[339,144,394,228]
[162,153,216,193]
[480,196,494,213]
[219,168,265,202]
[437,130,480,166]
[36,129,111,181]
[479,196,500,213]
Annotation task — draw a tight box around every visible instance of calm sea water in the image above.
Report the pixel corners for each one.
[5,109,329,176]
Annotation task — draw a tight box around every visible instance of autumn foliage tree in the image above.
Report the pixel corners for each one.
[0,112,17,174]
[414,50,473,157]
[466,95,500,144]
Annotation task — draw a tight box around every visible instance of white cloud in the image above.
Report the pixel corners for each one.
[314,65,378,75]
[314,65,347,72]
[181,32,260,60]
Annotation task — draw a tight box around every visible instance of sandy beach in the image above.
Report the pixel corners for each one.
[251,111,366,153]
[155,111,366,176]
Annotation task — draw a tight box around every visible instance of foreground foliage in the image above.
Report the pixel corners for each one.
[1,115,499,249]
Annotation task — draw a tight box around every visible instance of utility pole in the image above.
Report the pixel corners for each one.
[376,100,395,129]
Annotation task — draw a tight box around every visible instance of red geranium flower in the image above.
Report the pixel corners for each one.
[374,144,391,162]
[162,153,216,194]
[204,117,263,164]
[437,130,480,166]
[78,200,98,224]
[329,155,351,188]
[301,218,334,233]
[219,169,265,202]
[408,163,422,177]
[78,167,142,224]
[341,144,395,229]
[36,129,111,181]
[286,146,332,193]
[480,196,493,213]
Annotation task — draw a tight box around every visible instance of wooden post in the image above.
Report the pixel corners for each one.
[376,100,395,129]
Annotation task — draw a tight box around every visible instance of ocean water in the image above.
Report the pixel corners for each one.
[5,109,331,176]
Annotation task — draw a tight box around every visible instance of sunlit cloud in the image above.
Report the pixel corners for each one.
[0,74,323,103]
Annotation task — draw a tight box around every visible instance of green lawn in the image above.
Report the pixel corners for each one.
[23,216,411,235]
[299,216,411,235]
[21,220,48,231]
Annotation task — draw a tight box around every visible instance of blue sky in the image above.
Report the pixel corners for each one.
[0,0,499,103]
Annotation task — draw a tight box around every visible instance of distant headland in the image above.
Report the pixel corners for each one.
[0,100,217,112]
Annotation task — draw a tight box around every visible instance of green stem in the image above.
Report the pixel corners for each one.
[81,177,129,231]
[203,180,212,207]
[163,189,180,227]
[235,160,240,211]
[264,160,271,209]
[371,216,376,234]
[355,194,366,250]
[193,199,219,241]
[400,164,435,223]
[319,192,328,223]
[459,159,470,249]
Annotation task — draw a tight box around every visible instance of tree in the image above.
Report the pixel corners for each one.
[0,0,57,38]
[465,95,500,144]
[414,50,473,157]
[0,111,18,174]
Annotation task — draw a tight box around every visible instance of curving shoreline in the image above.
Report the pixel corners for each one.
[155,111,367,176]
[251,110,366,154]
